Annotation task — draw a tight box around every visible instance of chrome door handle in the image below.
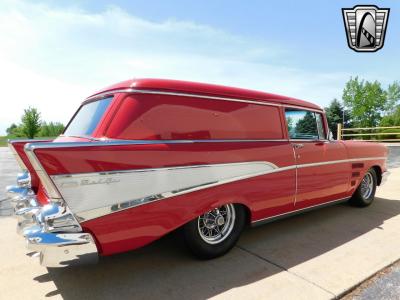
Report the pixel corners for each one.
[293,143,304,149]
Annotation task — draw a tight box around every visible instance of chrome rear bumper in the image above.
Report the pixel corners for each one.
[6,171,98,267]
[26,231,98,267]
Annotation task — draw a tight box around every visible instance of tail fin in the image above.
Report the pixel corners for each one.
[8,139,53,192]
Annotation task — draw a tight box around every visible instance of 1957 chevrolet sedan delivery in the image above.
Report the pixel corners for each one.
[6,79,389,267]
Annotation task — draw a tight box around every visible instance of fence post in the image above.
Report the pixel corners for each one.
[337,123,342,140]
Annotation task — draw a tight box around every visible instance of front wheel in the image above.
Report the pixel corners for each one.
[349,168,377,207]
[183,204,246,259]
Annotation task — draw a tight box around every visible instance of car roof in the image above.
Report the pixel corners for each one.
[87,78,323,111]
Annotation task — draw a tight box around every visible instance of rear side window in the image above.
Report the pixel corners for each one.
[285,109,320,140]
[64,97,112,136]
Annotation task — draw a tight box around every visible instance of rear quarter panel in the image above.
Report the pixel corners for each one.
[33,141,296,255]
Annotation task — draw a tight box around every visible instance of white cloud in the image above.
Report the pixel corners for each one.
[0,0,351,135]
[0,58,90,134]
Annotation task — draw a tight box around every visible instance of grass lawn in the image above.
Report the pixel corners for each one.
[0,136,7,147]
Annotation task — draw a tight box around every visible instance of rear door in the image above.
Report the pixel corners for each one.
[284,108,350,209]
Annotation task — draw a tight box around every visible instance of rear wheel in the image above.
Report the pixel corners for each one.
[349,168,377,207]
[183,204,246,259]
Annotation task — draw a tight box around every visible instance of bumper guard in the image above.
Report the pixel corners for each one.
[6,171,98,267]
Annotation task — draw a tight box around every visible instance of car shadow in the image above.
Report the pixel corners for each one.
[34,197,400,299]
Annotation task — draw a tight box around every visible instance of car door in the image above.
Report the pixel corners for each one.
[284,108,350,209]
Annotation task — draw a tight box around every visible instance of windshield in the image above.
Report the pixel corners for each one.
[64,97,112,137]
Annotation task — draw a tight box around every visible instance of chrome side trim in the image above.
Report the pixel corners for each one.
[8,139,51,143]
[24,144,62,200]
[84,88,324,112]
[251,196,350,226]
[25,139,289,150]
[51,162,278,221]
[297,157,387,169]
[50,156,385,221]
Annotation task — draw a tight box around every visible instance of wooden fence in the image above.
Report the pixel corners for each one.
[337,124,400,142]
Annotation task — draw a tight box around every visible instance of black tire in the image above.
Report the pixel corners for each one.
[183,204,246,259]
[349,168,377,207]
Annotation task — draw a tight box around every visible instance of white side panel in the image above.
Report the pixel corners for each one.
[51,162,277,220]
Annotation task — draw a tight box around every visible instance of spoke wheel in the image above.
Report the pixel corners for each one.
[349,168,377,207]
[360,172,374,199]
[197,204,236,244]
[183,203,246,259]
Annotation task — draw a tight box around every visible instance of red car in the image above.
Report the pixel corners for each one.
[7,79,389,267]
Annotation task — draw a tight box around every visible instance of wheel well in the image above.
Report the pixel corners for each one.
[235,203,252,226]
[372,165,382,185]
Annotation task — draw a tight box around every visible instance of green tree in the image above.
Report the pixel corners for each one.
[21,107,41,139]
[295,111,318,138]
[6,123,24,137]
[6,123,18,136]
[385,81,400,114]
[342,77,387,127]
[381,106,400,126]
[40,121,64,137]
[324,99,351,138]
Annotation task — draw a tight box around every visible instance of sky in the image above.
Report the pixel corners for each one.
[0,0,399,135]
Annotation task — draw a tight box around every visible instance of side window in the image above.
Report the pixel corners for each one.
[284,109,319,140]
[315,113,326,140]
[64,97,113,136]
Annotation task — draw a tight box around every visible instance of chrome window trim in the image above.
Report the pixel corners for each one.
[282,104,325,113]
[284,107,322,140]
[58,134,100,141]
[84,88,324,112]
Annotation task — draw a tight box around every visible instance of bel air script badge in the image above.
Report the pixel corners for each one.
[342,5,390,52]
[59,177,121,188]
[81,177,121,186]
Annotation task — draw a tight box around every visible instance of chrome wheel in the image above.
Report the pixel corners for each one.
[360,172,374,199]
[197,204,236,245]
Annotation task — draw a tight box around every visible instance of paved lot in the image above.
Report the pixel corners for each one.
[0,147,18,215]
[1,146,400,300]
[387,145,400,169]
